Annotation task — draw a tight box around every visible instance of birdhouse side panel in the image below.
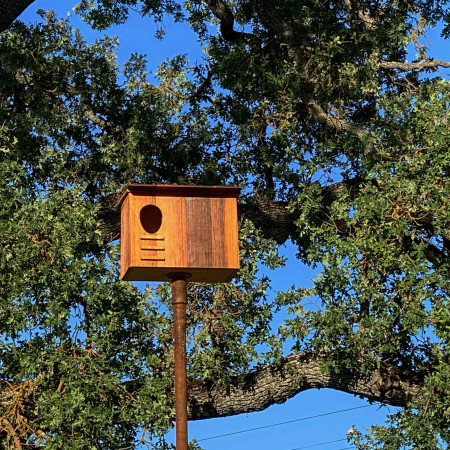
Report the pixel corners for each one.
[120,194,132,279]
[224,197,239,269]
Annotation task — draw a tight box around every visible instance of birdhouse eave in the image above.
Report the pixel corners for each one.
[118,184,242,206]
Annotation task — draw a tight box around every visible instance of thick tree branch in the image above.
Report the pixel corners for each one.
[205,0,254,42]
[0,0,34,33]
[306,99,378,158]
[187,351,426,419]
[379,59,450,71]
[0,351,430,424]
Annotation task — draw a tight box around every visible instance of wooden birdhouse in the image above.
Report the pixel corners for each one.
[119,184,241,282]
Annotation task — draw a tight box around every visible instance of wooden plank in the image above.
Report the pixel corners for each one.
[211,197,225,268]
[140,256,166,261]
[119,184,241,204]
[122,266,238,282]
[140,236,165,251]
[159,196,187,268]
[224,197,240,269]
[186,197,213,268]
[135,196,159,267]
[120,194,131,279]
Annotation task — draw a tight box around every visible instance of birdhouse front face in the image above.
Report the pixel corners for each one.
[119,185,241,282]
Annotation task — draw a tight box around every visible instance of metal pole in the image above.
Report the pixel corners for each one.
[171,274,188,450]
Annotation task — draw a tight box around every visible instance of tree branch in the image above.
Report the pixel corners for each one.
[306,99,378,158]
[379,59,450,71]
[0,351,429,424]
[187,351,426,419]
[0,0,34,33]
[248,1,388,161]
[205,0,254,42]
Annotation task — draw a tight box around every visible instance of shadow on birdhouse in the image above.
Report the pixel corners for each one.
[119,184,241,282]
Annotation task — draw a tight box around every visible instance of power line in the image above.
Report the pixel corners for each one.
[289,438,347,449]
[197,405,371,442]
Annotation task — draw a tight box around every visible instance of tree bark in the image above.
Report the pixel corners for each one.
[187,351,425,420]
[0,0,35,33]
[0,351,427,422]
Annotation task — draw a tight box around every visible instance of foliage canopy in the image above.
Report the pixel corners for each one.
[0,0,449,448]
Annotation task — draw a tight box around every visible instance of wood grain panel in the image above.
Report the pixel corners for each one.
[119,184,241,202]
[120,194,131,279]
[224,197,239,268]
[186,197,212,268]
[157,196,187,268]
[140,236,165,249]
[211,197,225,268]
[135,196,158,267]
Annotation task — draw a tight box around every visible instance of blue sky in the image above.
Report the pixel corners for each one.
[16,2,447,449]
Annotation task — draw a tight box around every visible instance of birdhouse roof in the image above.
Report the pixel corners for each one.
[118,184,242,205]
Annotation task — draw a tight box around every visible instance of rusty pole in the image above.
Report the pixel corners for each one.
[171,274,189,450]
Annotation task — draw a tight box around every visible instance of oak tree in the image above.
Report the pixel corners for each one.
[0,0,449,448]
